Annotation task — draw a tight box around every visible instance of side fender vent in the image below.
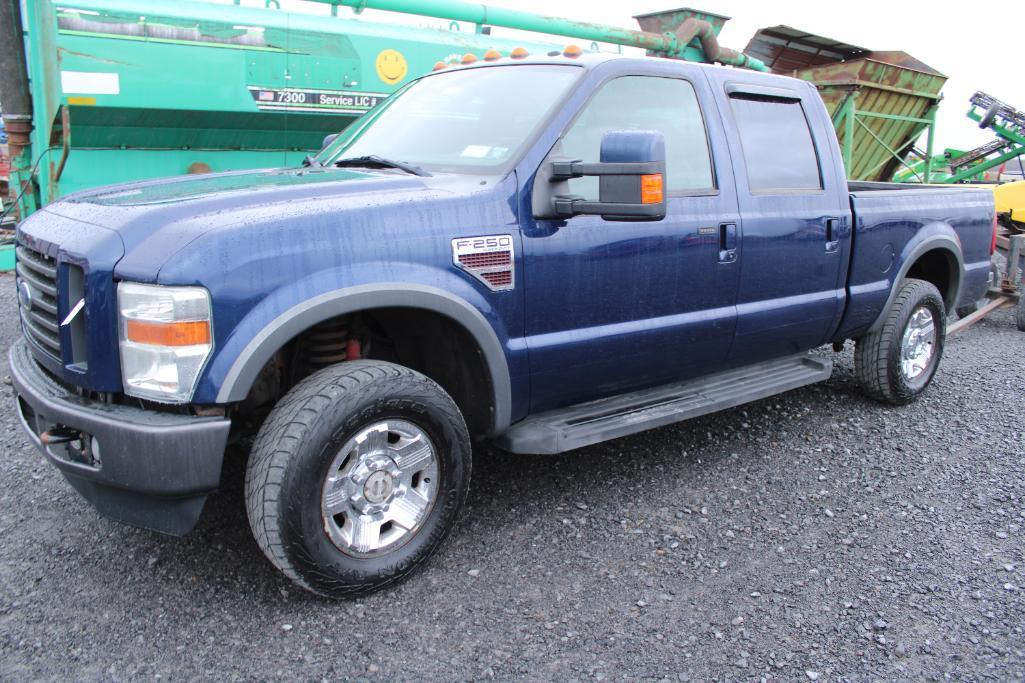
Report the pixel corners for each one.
[452,235,515,292]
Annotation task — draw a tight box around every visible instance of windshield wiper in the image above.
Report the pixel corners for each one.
[333,154,431,177]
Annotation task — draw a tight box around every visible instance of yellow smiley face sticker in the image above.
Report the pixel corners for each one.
[375,49,408,85]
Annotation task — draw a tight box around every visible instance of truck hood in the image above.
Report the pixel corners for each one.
[14,165,514,396]
[36,166,485,279]
[58,165,425,209]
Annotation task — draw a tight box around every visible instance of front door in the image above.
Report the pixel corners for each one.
[522,73,741,412]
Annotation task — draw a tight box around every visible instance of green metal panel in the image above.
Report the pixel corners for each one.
[0,244,14,271]
[800,57,946,181]
[51,149,313,197]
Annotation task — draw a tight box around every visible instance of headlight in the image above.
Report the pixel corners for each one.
[117,282,213,403]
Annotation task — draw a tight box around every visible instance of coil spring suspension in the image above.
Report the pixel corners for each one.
[294,318,365,381]
[305,318,350,367]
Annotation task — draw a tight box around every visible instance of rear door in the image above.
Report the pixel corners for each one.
[710,77,851,362]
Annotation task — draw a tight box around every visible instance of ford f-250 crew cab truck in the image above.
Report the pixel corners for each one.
[10,53,995,597]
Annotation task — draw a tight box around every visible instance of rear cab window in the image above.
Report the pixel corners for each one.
[728,93,823,193]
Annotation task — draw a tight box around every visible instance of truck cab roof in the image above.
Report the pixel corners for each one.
[434,50,813,91]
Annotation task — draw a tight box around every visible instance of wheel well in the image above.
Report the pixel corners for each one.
[237,307,495,438]
[360,308,494,437]
[905,248,959,310]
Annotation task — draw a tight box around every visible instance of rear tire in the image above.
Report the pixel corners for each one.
[245,360,471,598]
[855,278,946,405]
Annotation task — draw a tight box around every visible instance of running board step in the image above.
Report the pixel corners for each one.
[495,353,832,454]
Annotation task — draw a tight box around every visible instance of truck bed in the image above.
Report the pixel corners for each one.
[835,183,994,339]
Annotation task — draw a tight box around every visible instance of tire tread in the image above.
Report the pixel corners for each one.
[244,360,468,596]
[855,278,945,405]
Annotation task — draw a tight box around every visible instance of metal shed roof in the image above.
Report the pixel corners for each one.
[744,25,869,73]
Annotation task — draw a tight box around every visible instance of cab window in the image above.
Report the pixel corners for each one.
[729,94,823,192]
[560,76,715,199]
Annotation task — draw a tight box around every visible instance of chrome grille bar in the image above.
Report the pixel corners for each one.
[16,244,62,361]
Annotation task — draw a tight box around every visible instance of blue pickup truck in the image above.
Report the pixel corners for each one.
[10,52,994,596]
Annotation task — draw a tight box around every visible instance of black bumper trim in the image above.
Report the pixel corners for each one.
[9,339,232,535]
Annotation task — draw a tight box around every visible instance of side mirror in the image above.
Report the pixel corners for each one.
[534,130,667,221]
[321,133,339,150]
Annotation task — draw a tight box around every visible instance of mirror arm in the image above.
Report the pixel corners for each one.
[549,159,664,181]
[553,196,666,220]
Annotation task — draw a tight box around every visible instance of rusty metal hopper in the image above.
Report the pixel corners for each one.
[747,26,947,181]
[634,7,730,37]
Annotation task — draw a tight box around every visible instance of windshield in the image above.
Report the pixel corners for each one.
[323,64,582,173]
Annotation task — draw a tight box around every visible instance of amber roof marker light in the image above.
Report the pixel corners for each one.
[509,47,529,59]
[563,44,582,58]
[460,53,478,64]
[483,49,501,61]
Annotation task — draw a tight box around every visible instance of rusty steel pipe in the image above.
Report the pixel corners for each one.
[0,0,34,159]
[672,17,759,71]
[52,107,71,183]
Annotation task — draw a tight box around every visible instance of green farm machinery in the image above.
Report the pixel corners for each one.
[893,91,1025,185]
[744,26,948,183]
[0,0,769,225]
[0,0,565,222]
[2,0,1012,232]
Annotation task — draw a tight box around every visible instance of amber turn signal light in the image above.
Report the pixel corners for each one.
[640,174,664,204]
[126,319,211,346]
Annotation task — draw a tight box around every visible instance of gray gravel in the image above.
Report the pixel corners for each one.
[1,271,1023,681]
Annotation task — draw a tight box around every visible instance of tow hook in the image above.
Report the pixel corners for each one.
[40,426,79,445]
[40,426,100,467]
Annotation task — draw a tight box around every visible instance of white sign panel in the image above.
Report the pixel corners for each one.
[60,71,120,95]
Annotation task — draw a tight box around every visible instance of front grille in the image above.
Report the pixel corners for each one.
[16,245,61,360]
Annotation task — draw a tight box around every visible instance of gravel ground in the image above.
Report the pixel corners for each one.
[0,272,1023,681]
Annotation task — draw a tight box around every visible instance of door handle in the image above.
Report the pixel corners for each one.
[718,223,737,263]
[825,217,840,253]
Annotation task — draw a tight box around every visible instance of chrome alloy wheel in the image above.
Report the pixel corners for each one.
[900,305,937,380]
[321,420,439,557]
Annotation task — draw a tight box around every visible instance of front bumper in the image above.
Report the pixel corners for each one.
[9,339,231,535]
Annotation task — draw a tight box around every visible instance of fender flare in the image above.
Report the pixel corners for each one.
[215,283,513,433]
[867,234,964,333]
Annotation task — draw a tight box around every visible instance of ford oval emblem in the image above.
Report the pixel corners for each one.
[18,280,34,311]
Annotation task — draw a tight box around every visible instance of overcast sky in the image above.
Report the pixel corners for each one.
[226,0,1023,152]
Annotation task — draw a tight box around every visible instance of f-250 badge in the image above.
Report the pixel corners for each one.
[451,235,515,292]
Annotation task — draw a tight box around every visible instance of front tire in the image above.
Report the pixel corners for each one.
[855,278,946,405]
[245,360,471,597]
